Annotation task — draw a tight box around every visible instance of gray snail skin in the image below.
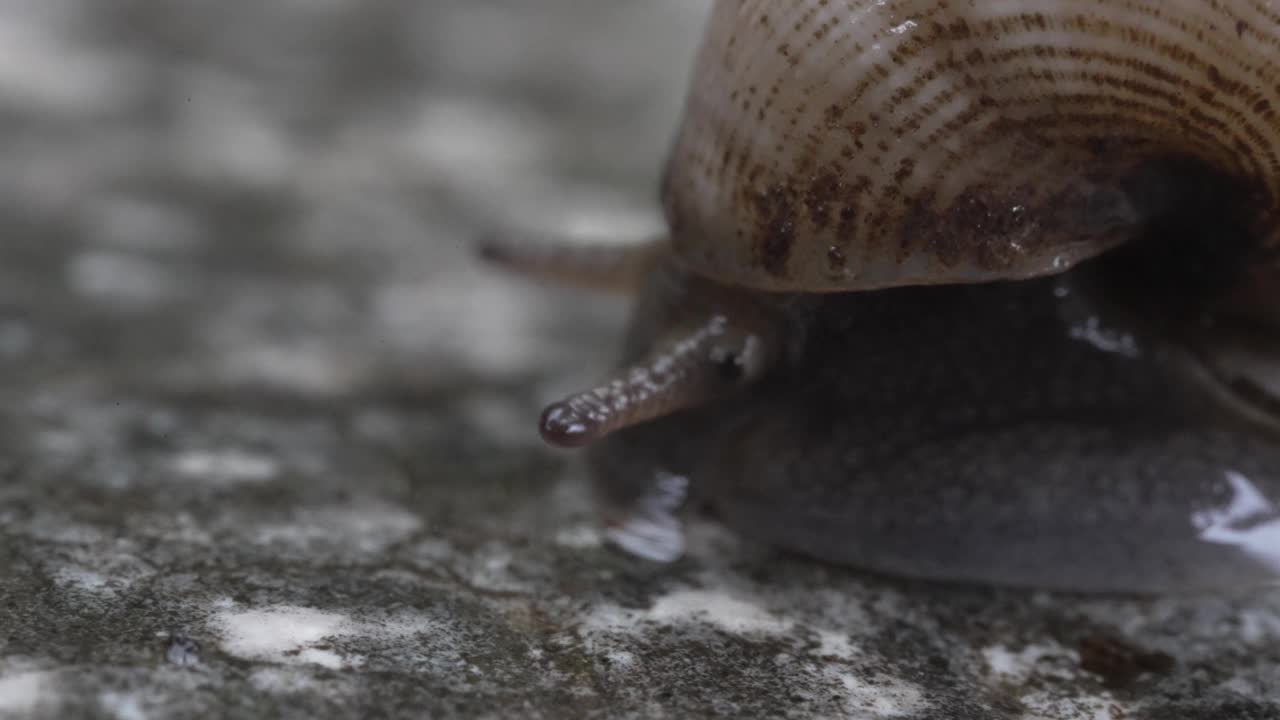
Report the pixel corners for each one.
[482,0,1280,593]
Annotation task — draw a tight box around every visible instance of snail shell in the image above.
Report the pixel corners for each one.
[664,0,1280,291]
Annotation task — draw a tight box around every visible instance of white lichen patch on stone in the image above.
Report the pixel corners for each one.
[603,649,637,671]
[98,691,148,720]
[580,602,930,720]
[52,566,111,593]
[0,669,58,715]
[586,579,885,661]
[253,664,367,704]
[214,604,440,672]
[216,606,351,669]
[461,543,533,596]
[765,585,876,641]
[1015,692,1136,720]
[648,589,793,635]
[171,449,280,484]
[982,642,1075,684]
[981,643,1144,720]
[50,550,155,596]
[833,670,929,719]
[816,630,859,661]
[586,588,794,637]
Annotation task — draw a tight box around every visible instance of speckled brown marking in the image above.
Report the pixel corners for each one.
[893,158,916,186]
[753,184,798,278]
[899,180,1080,272]
[805,171,842,230]
[836,205,858,244]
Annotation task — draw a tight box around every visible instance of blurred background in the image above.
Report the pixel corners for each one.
[0,0,709,396]
[2,3,1277,718]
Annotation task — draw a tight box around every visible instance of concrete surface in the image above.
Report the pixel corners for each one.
[0,1,1277,718]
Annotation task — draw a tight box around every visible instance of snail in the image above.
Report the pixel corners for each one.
[482,0,1280,593]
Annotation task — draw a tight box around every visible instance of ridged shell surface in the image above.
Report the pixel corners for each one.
[662,0,1280,291]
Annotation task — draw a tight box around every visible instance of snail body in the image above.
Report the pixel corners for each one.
[485,0,1280,593]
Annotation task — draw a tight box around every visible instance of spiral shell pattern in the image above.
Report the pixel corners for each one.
[662,0,1280,291]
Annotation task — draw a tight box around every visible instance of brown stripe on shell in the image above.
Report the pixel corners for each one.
[661,0,1280,292]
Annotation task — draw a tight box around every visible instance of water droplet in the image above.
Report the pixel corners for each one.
[888,19,918,35]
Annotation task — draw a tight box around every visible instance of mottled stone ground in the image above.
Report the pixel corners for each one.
[0,2,1277,718]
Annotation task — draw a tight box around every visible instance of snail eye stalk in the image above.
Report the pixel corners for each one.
[476,231,667,295]
[539,314,774,448]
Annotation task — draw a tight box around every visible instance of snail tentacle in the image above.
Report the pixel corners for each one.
[477,232,667,294]
[540,311,777,448]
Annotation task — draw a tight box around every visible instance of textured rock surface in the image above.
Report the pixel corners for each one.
[0,2,1278,718]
